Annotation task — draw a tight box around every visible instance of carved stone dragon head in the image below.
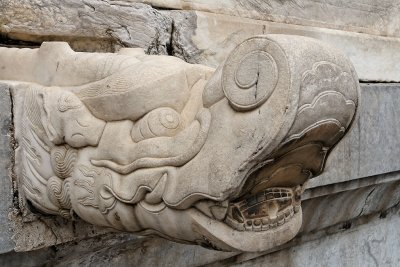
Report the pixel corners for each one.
[2,35,359,252]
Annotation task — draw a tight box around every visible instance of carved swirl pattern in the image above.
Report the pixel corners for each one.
[222,37,288,111]
[46,176,72,218]
[57,94,82,112]
[50,145,77,179]
[235,59,358,235]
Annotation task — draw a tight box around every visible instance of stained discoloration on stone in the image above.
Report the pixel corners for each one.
[168,11,201,62]
[132,0,400,38]
[0,0,172,53]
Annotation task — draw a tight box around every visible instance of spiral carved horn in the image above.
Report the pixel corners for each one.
[222,36,289,111]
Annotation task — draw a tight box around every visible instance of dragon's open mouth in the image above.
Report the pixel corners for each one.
[225,186,302,231]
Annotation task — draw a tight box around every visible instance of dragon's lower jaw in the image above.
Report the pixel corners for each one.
[189,203,303,252]
[181,186,304,251]
[130,184,304,252]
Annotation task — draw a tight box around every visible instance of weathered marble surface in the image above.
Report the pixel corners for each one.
[0,0,172,53]
[0,84,14,253]
[1,2,400,82]
[1,83,398,256]
[230,206,400,267]
[308,84,400,188]
[1,168,399,266]
[170,11,400,82]
[0,83,116,253]
[0,0,398,265]
[0,84,400,266]
[0,35,359,252]
[133,0,400,38]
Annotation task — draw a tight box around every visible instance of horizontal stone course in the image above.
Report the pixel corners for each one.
[229,205,400,267]
[132,0,400,38]
[1,2,399,81]
[0,0,172,54]
[309,83,400,188]
[171,11,400,82]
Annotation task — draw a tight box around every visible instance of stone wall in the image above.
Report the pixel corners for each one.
[1,1,400,266]
[1,1,400,81]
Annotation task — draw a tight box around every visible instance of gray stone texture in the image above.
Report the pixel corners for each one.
[230,208,400,267]
[302,173,400,234]
[0,84,15,253]
[0,83,399,265]
[309,84,400,188]
[1,178,399,266]
[169,11,400,82]
[135,0,400,38]
[1,2,400,81]
[0,0,172,54]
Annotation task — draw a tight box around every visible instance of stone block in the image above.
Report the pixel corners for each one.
[2,2,399,82]
[309,84,400,188]
[136,0,400,38]
[170,11,400,82]
[0,84,15,253]
[0,0,172,54]
[228,208,400,267]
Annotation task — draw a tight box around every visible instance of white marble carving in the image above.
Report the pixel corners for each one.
[0,35,359,252]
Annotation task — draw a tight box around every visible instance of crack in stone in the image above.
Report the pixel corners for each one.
[167,18,175,56]
[83,1,96,11]
[365,241,379,267]
[357,187,376,217]
[7,86,19,211]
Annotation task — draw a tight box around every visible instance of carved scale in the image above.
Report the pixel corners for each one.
[0,35,359,252]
